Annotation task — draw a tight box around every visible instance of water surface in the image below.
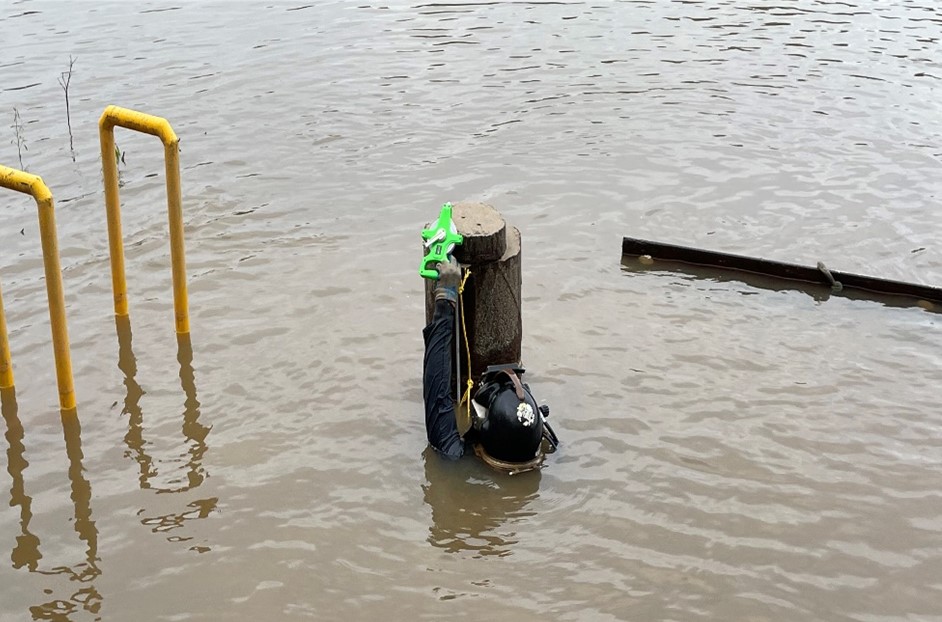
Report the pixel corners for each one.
[1,1,941,620]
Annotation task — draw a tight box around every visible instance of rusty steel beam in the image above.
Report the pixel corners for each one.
[622,237,942,305]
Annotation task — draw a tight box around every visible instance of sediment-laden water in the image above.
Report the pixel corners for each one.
[1,1,941,619]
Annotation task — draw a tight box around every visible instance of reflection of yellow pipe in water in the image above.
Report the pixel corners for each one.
[60,408,100,579]
[115,317,208,492]
[3,388,102,616]
[115,315,153,489]
[0,166,76,410]
[98,105,189,334]
[177,332,208,490]
[2,387,41,571]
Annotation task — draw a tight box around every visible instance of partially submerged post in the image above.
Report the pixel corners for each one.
[424,201,523,385]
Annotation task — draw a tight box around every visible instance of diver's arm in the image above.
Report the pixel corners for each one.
[421,258,466,458]
[422,299,465,458]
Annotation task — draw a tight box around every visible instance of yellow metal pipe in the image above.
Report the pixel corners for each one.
[0,279,12,389]
[164,141,189,334]
[98,105,189,334]
[99,113,127,317]
[0,165,77,410]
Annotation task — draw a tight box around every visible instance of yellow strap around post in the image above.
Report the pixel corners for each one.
[99,105,189,334]
[457,268,474,420]
[0,165,77,410]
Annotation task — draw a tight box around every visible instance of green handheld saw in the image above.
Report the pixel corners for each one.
[420,202,464,279]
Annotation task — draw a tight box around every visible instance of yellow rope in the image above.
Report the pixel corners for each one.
[457,268,474,418]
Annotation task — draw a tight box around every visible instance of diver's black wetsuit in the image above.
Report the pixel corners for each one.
[422,299,469,459]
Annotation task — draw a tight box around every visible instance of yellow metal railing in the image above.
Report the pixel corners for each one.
[0,166,77,410]
[98,105,189,334]
[0,279,11,390]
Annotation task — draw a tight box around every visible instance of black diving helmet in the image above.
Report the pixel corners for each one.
[470,364,552,470]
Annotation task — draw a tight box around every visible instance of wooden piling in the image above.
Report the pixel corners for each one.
[425,202,523,385]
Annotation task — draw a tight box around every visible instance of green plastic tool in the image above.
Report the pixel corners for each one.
[420,202,464,279]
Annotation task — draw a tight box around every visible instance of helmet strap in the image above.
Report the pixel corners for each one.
[496,368,526,401]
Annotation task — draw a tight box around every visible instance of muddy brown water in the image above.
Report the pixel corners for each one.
[1,1,941,620]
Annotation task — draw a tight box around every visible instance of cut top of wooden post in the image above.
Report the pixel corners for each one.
[451,201,506,265]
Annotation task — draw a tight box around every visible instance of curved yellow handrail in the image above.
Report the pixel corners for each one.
[0,279,11,390]
[0,165,76,410]
[98,105,189,334]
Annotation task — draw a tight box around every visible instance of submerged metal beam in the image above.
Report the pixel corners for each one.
[622,237,942,305]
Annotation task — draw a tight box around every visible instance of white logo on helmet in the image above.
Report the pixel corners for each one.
[516,402,535,427]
